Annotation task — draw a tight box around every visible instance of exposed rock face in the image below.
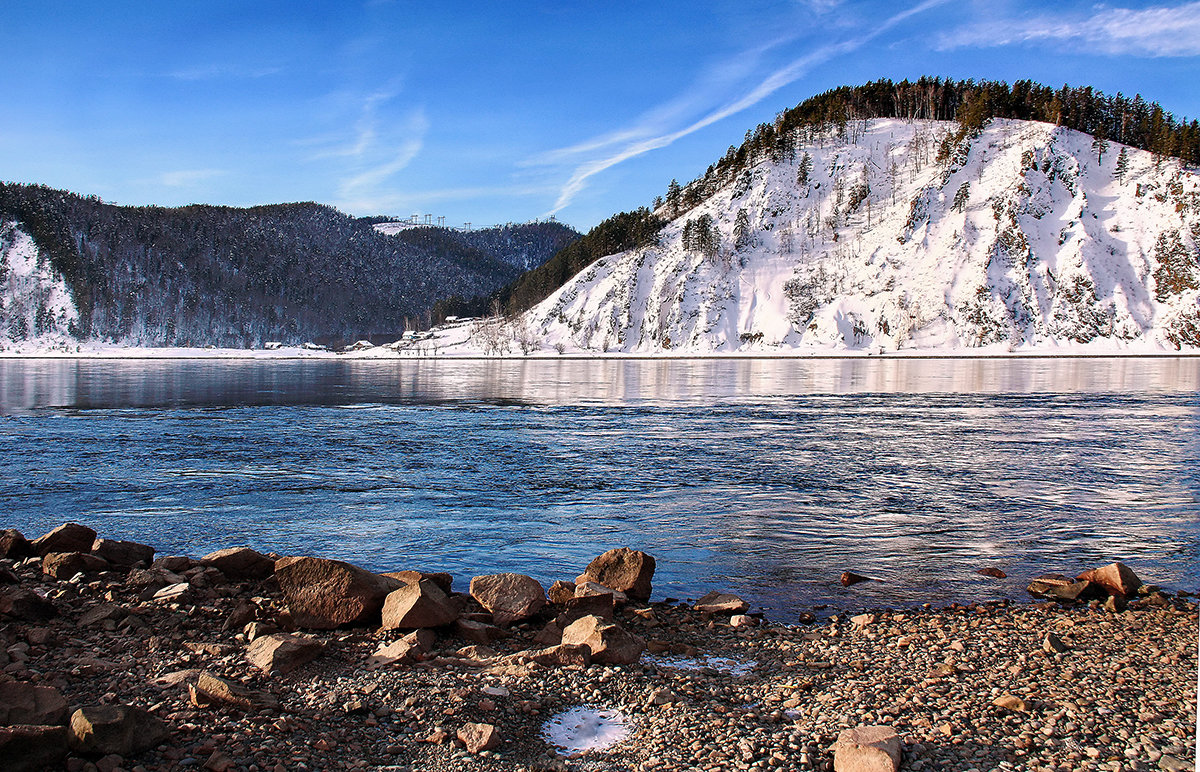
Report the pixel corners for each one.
[381,570,454,594]
[0,724,69,771]
[1078,562,1142,597]
[694,591,749,614]
[202,547,275,581]
[31,523,97,556]
[457,722,501,753]
[91,538,155,568]
[834,725,901,772]
[469,573,546,625]
[68,705,170,755]
[0,588,57,620]
[245,633,324,675]
[381,578,459,629]
[560,614,645,665]
[0,681,69,726]
[42,551,109,580]
[577,548,655,600]
[274,556,403,628]
[0,529,32,560]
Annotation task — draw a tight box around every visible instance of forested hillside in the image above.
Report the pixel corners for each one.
[0,184,577,347]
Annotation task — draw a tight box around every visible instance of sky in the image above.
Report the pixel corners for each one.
[2,1,1199,231]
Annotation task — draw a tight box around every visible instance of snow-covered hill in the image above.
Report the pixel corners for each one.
[497,118,1200,354]
[0,221,78,348]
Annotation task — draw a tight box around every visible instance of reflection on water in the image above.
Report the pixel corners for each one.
[0,358,1197,617]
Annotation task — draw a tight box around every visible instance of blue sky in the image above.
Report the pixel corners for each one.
[2,1,1198,231]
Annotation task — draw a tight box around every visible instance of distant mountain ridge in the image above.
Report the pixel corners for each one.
[495,117,1199,353]
[0,184,578,348]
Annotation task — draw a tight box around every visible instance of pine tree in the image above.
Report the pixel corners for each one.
[733,209,751,250]
[797,153,813,187]
[952,182,971,212]
[1092,129,1110,165]
[1115,146,1129,182]
[666,179,682,218]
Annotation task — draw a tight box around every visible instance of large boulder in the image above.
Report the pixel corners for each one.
[576,548,655,600]
[68,705,170,755]
[245,633,324,675]
[0,724,69,771]
[30,523,96,557]
[381,578,459,629]
[560,614,645,665]
[91,538,154,568]
[0,588,56,620]
[469,573,546,626]
[833,725,901,772]
[42,551,109,580]
[274,556,403,628]
[0,682,69,726]
[1077,562,1142,598]
[0,530,32,560]
[202,547,275,581]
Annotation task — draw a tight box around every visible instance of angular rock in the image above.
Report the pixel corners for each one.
[457,722,501,754]
[126,567,182,591]
[79,604,127,627]
[556,593,615,628]
[30,523,96,557]
[469,573,546,626]
[1027,578,1092,603]
[694,590,749,614]
[560,614,645,665]
[840,571,874,587]
[1043,632,1070,653]
[381,570,453,594]
[192,672,279,710]
[833,725,901,772]
[91,538,154,568]
[245,632,324,675]
[528,643,591,667]
[243,621,279,642]
[365,640,420,670]
[201,547,274,581]
[151,583,195,604]
[274,556,403,628]
[152,556,200,573]
[41,551,109,580]
[533,620,563,646]
[976,567,1007,578]
[455,618,506,645]
[575,581,627,603]
[0,588,56,620]
[0,529,32,560]
[1077,561,1142,598]
[577,547,655,600]
[992,694,1030,712]
[222,599,258,631]
[68,705,169,755]
[381,578,459,629]
[547,580,577,605]
[0,724,69,771]
[0,681,69,726]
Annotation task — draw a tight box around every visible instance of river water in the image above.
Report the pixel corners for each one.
[1,357,1197,617]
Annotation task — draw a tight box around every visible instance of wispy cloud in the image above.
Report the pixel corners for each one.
[168,64,282,81]
[159,169,227,187]
[536,0,948,215]
[334,183,558,218]
[938,2,1200,57]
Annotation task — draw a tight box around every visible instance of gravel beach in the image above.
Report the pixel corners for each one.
[0,526,1195,772]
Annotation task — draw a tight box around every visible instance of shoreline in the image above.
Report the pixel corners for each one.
[1,525,1196,771]
[4,351,1200,361]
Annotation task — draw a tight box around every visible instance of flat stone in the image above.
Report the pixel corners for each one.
[91,538,155,568]
[469,573,546,625]
[151,582,195,604]
[381,578,459,629]
[976,567,1007,578]
[560,614,645,665]
[0,724,69,771]
[993,694,1030,712]
[694,590,749,614]
[31,523,96,557]
[152,556,200,573]
[576,547,655,600]
[245,633,324,675]
[575,581,627,603]
[191,672,279,710]
[79,604,127,627]
[840,571,874,586]
[457,722,501,753]
[456,618,506,645]
[0,681,69,726]
[68,705,170,756]
[833,725,901,772]
[365,640,419,670]
[0,588,57,620]
[201,547,275,581]
[556,593,615,628]
[527,644,591,667]
[274,556,403,628]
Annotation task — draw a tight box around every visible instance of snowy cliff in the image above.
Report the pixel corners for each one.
[513,118,1200,354]
[0,221,78,347]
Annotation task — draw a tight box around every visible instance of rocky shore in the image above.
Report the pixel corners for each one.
[0,523,1195,772]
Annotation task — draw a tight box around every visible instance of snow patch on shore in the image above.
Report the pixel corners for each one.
[540,706,631,756]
